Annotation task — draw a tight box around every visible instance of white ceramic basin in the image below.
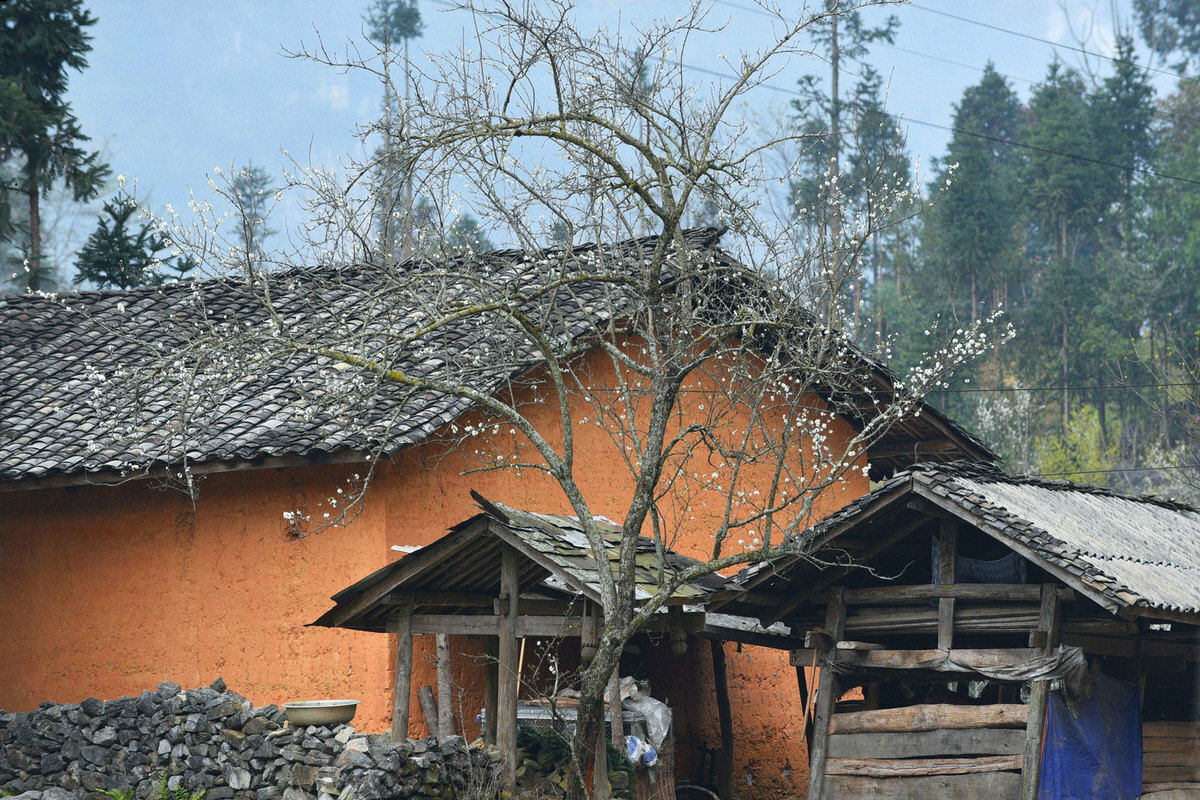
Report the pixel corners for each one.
[283,699,360,726]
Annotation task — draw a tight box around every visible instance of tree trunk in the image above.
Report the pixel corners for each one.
[26,173,41,292]
[567,638,623,800]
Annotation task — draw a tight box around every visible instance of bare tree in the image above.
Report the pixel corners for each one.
[81,2,1006,797]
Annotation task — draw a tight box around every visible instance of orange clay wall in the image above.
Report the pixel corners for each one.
[0,349,866,800]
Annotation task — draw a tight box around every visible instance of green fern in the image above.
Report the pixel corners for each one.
[101,772,205,800]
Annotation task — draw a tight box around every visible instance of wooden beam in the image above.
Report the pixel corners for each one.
[937,517,957,651]
[1019,680,1049,800]
[497,545,520,790]
[828,728,1026,759]
[824,772,1022,799]
[763,514,932,626]
[391,593,414,741]
[830,703,1029,735]
[825,754,1023,777]
[1034,583,1060,654]
[838,583,1047,604]
[483,637,498,745]
[436,634,455,737]
[807,586,848,800]
[417,685,439,737]
[831,647,1049,673]
[711,640,735,800]
[396,614,583,637]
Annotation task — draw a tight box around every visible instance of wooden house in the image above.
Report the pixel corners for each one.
[717,462,1200,799]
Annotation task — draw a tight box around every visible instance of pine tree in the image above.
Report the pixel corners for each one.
[0,0,110,291]
[74,192,178,289]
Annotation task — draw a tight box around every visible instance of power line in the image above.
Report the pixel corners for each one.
[906,2,1192,85]
[936,380,1200,395]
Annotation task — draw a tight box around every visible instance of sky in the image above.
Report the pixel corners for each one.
[59,0,1161,257]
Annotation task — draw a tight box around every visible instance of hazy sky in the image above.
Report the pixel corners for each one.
[62,0,1154,252]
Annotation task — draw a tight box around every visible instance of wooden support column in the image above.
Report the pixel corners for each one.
[593,712,610,799]
[1020,679,1049,800]
[391,593,415,741]
[711,640,735,800]
[609,668,623,747]
[497,546,521,789]
[436,634,455,737]
[807,586,847,800]
[937,517,958,651]
[483,637,498,745]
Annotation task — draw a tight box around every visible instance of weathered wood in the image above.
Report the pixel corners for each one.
[837,584,1071,604]
[938,518,957,651]
[711,640,734,800]
[807,586,847,800]
[436,634,455,737]
[1146,766,1200,783]
[609,668,623,747]
[1142,783,1200,797]
[828,728,1027,760]
[1147,752,1200,768]
[417,685,439,737]
[824,771,1022,800]
[1147,721,1200,737]
[765,516,929,625]
[832,647,1048,673]
[391,593,415,741]
[826,754,1023,777]
[496,546,520,789]
[830,703,1029,735]
[483,637,498,745]
[1034,583,1060,653]
[1019,680,1049,800]
[401,614,582,637]
[1145,736,1200,754]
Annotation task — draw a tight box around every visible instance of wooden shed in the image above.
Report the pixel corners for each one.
[311,492,735,795]
[717,462,1200,800]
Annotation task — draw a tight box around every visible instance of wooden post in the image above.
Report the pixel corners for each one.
[937,517,958,652]
[806,586,847,800]
[418,685,440,737]
[711,640,735,800]
[484,636,499,745]
[391,593,415,741]
[436,634,456,737]
[497,546,521,789]
[1020,679,1049,800]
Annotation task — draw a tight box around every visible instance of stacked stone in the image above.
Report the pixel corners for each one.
[0,680,502,800]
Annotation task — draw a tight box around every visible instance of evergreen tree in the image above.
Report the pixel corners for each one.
[0,0,110,291]
[365,0,423,263]
[74,191,194,289]
[231,164,275,258]
[1135,0,1200,73]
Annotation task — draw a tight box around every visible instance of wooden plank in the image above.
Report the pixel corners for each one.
[1147,752,1200,768]
[1147,767,1200,783]
[842,584,1044,604]
[1143,784,1200,797]
[826,754,1023,777]
[1147,721,1200,738]
[496,546,520,789]
[1020,680,1049,800]
[1033,583,1060,653]
[417,685,439,737]
[828,728,1027,759]
[807,586,847,800]
[824,771,1022,800]
[391,593,414,741]
[401,614,582,637]
[830,703,1029,735]
[1145,736,1200,754]
[938,518,957,651]
[832,647,1047,672]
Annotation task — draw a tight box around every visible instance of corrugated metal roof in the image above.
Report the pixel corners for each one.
[731,462,1200,620]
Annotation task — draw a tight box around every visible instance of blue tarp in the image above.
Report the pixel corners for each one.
[1039,673,1141,800]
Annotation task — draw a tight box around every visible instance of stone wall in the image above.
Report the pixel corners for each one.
[0,680,501,800]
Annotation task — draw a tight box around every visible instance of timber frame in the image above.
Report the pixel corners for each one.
[717,462,1200,799]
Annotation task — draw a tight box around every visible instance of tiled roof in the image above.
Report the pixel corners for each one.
[734,461,1200,619]
[312,495,730,632]
[1,230,992,488]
